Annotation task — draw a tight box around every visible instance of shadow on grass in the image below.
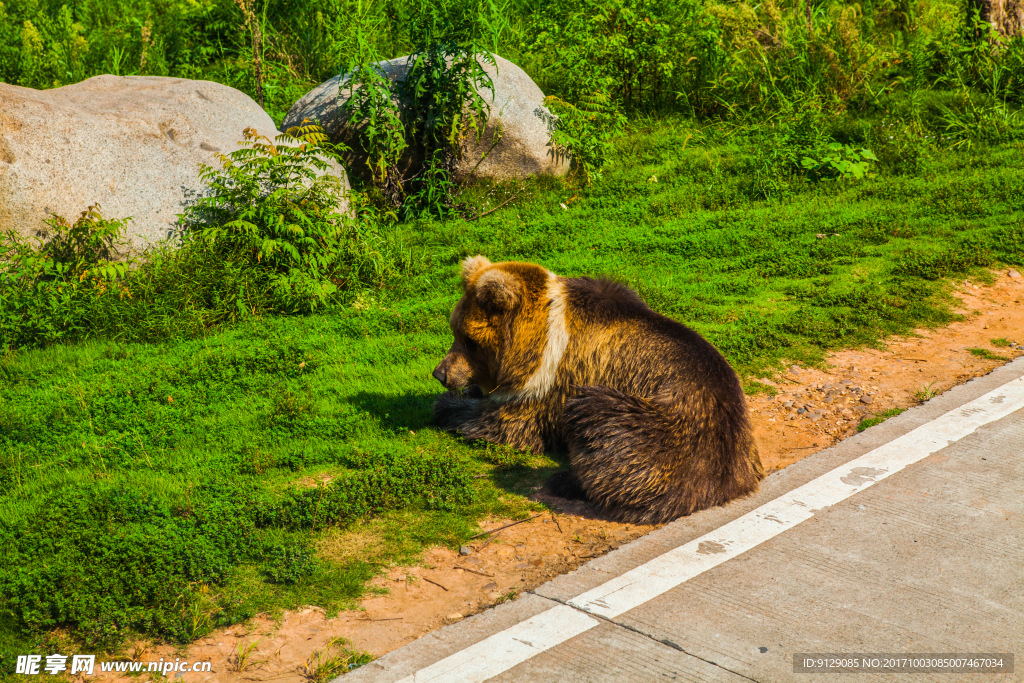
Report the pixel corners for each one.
[349,390,617,521]
[347,389,438,432]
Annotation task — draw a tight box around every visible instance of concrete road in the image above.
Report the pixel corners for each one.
[343,358,1024,683]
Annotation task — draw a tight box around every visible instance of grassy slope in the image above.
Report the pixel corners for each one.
[2,118,1023,660]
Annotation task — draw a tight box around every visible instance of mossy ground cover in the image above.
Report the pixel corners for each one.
[2,118,1024,669]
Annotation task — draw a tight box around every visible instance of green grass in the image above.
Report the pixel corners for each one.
[742,380,778,397]
[991,338,1012,348]
[968,347,1010,361]
[857,408,907,432]
[3,119,1024,668]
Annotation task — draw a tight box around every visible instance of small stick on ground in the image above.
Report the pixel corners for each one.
[477,535,499,553]
[468,514,543,540]
[551,513,563,534]
[467,193,518,222]
[455,566,494,578]
[359,617,402,621]
[422,576,449,591]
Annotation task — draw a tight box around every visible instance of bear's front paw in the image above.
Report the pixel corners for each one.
[433,391,485,432]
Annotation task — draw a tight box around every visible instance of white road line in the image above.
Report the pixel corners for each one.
[395,374,1024,683]
[395,605,598,683]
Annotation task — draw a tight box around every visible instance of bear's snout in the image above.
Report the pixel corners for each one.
[433,350,474,390]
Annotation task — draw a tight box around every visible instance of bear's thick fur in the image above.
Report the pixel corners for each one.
[432,255,764,524]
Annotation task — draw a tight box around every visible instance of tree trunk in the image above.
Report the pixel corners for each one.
[970,0,1024,38]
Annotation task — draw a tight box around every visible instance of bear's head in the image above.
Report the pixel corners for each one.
[432,255,559,396]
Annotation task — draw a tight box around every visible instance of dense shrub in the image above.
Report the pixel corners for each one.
[0,205,134,349]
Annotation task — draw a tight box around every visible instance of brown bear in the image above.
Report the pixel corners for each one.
[432,255,764,524]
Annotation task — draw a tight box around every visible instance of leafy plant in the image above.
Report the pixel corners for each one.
[545,91,626,184]
[802,143,879,181]
[343,43,498,217]
[528,0,685,110]
[398,44,497,218]
[939,93,1024,150]
[180,122,365,314]
[344,62,408,205]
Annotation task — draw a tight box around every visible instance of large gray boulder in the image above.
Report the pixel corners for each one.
[0,75,350,251]
[282,54,568,183]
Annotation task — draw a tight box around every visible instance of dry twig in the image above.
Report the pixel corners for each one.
[467,193,518,222]
[422,576,449,591]
[468,514,543,540]
[455,566,493,578]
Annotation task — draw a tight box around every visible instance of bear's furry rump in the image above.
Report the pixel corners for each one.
[564,385,761,524]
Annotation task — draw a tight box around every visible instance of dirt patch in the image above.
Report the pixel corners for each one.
[93,269,1023,683]
[749,269,1023,471]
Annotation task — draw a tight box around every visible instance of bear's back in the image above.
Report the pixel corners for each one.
[562,275,741,399]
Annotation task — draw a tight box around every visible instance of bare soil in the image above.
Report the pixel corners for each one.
[94,269,1023,683]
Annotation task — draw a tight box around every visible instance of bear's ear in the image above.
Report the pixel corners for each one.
[475,268,522,312]
[460,255,492,287]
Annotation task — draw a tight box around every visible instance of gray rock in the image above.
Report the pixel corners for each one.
[0,75,349,252]
[283,54,568,183]
[459,545,473,556]
[1008,269,1021,279]
[860,395,874,404]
